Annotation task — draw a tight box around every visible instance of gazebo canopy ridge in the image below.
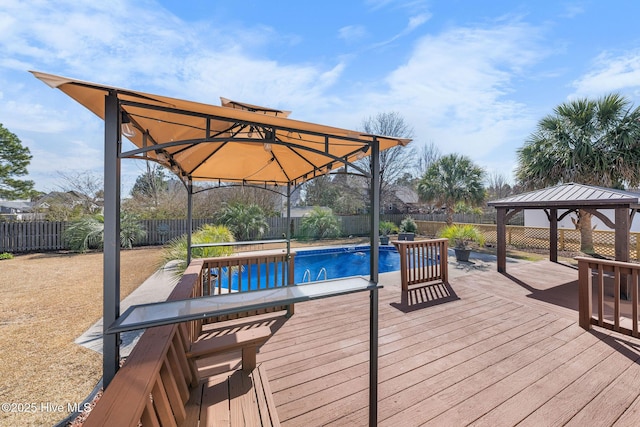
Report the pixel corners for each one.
[488,182,640,209]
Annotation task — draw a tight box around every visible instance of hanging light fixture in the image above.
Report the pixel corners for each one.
[121,111,136,138]
[263,142,272,152]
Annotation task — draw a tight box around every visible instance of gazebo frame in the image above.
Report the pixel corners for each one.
[32,71,410,426]
[488,183,640,273]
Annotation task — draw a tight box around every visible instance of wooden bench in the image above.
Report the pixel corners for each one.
[187,326,272,386]
[83,324,278,426]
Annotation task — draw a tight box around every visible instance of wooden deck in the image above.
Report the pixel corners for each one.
[202,260,640,426]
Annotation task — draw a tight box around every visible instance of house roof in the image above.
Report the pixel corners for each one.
[393,186,419,204]
[487,183,640,209]
[0,200,33,211]
[32,71,411,186]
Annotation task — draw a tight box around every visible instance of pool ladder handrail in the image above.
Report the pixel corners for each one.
[302,269,311,283]
[302,267,327,283]
[316,267,327,281]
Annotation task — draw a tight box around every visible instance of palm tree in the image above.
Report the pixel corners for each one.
[417,154,485,225]
[159,224,234,275]
[299,207,341,240]
[215,202,269,241]
[64,212,146,253]
[515,93,640,253]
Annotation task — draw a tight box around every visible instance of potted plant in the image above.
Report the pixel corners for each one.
[398,216,417,241]
[438,224,486,262]
[379,220,398,245]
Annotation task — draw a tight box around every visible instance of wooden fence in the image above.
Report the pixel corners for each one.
[0,213,483,252]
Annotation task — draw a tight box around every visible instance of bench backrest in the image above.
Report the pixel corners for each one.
[83,261,204,427]
[84,323,192,426]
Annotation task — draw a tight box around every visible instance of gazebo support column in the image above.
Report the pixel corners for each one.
[186,180,193,266]
[549,208,558,263]
[103,91,121,387]
[496,208,507,273]
[615,207,630,298]
[368,137,380,427]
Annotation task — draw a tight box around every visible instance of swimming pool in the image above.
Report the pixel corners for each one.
[294,246,400,283]
[211,245,400,291]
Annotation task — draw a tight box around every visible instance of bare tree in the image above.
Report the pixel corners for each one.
[52,170,104,213]
[359,112,416,210]
[486,172,513,200]
[415,141,441,178]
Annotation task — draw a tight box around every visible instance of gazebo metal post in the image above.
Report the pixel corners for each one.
[286,182,294,317]
[369,137,380,427]
[103,91,121,387]
[186,180,193,266]
[286,182,292,259]
[496,207,507,273]
[549,208,558,263]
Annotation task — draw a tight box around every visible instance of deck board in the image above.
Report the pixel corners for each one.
[206,260,640,426]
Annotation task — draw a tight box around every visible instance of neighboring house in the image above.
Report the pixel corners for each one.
[287,206,332,218]
[33,191,103,215]
[385,186,421,214]
[0,200,38,221]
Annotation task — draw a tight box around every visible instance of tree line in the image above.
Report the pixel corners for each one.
[3,92,640,254]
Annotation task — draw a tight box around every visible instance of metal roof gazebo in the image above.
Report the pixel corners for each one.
[32,71,410,426]
[488,183,640,273]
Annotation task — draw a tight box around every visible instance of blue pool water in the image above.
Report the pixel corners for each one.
[211,246,401,292]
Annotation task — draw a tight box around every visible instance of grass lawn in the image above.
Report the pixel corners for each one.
[0,246,163,427]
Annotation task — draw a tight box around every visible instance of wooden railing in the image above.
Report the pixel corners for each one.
[200,250,295,295]
[577,256,640,337]
[196,250,295,322]
[393,239,448,304]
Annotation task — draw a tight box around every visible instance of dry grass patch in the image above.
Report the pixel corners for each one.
[0,247,163,427]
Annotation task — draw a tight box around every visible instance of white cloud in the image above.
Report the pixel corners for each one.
[358,22,546,159]
[1,1,555,189]
[338,25,368,43]
[571,50,640,98]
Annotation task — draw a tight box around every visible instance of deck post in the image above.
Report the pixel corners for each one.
[577,259,592,330]
[103,91,121,387]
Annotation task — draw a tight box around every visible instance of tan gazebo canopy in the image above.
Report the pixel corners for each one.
[31,71,410,186]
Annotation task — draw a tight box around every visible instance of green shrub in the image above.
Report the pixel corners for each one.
[64,213,147,253]
[438,224,485,249]
[0,252,14,260]
[399,216,417,233]
[159,224,235,274]
[299,207,341,240]
[379,220,399,236]
[64,215,105,252]
[215,202,269,241]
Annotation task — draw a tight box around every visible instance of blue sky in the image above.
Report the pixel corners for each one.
[2,0,640,194]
